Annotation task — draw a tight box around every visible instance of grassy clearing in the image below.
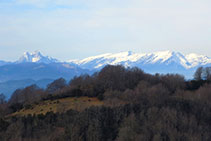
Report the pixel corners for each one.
[10,97,103,116]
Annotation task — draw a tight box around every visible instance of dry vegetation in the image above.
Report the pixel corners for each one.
[1,65,211,141]
[10,97,103,116]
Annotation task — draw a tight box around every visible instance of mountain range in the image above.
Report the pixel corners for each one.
[0,50,210,98]
[0,51,92,98]
[0,79,54,99]
[69,51,211,69]
[69,51,211,78]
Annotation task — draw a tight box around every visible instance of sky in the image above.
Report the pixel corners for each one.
[0,0,211,61]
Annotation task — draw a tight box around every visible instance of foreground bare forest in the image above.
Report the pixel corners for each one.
[0,65,211,141]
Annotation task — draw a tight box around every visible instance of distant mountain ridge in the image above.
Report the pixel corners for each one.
[0,79,54,99]
[0,50,210,79]
[0,51,93,98]
[69,51,211,70]
[0,62,91,82]
[0,60,9,66]
[0,50,210,98]
[68,51,211,79]
[0,50,210,78]
[0,51,94,81]
[16,51,59,64]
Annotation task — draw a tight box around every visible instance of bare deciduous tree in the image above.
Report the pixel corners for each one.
[194,67,203,80]
[203,67,211,81]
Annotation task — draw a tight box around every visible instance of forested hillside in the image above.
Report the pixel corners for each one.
[0,65,211,141]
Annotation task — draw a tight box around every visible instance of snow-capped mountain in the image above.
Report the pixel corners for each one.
[17,51,59,64]
[185,53,211,68]
[69,50,211,70]
[0,50,210,98]
[15,50,211,71]
[0,51,93,98]
[0,50,210,82]
[68,51,211,78]
[0,51,93,82]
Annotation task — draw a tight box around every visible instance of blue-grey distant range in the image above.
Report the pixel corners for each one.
[0,51,210,98]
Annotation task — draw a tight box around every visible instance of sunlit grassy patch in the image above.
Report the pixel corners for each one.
[10,97,103,116]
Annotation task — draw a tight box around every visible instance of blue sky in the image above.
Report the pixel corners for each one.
[0,0,211,61]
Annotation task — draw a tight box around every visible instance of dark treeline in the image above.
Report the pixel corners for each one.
[0,65,211,141]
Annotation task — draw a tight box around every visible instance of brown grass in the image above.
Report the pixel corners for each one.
[10,97,103,117]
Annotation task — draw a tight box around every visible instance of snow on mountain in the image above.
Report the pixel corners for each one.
[69,50,211,70]
[0,50,210,81]
[14,50,211,71]
[185,53,211,68]
[17,51,59,64]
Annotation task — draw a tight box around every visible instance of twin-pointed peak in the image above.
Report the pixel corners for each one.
[17,51,58,64]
